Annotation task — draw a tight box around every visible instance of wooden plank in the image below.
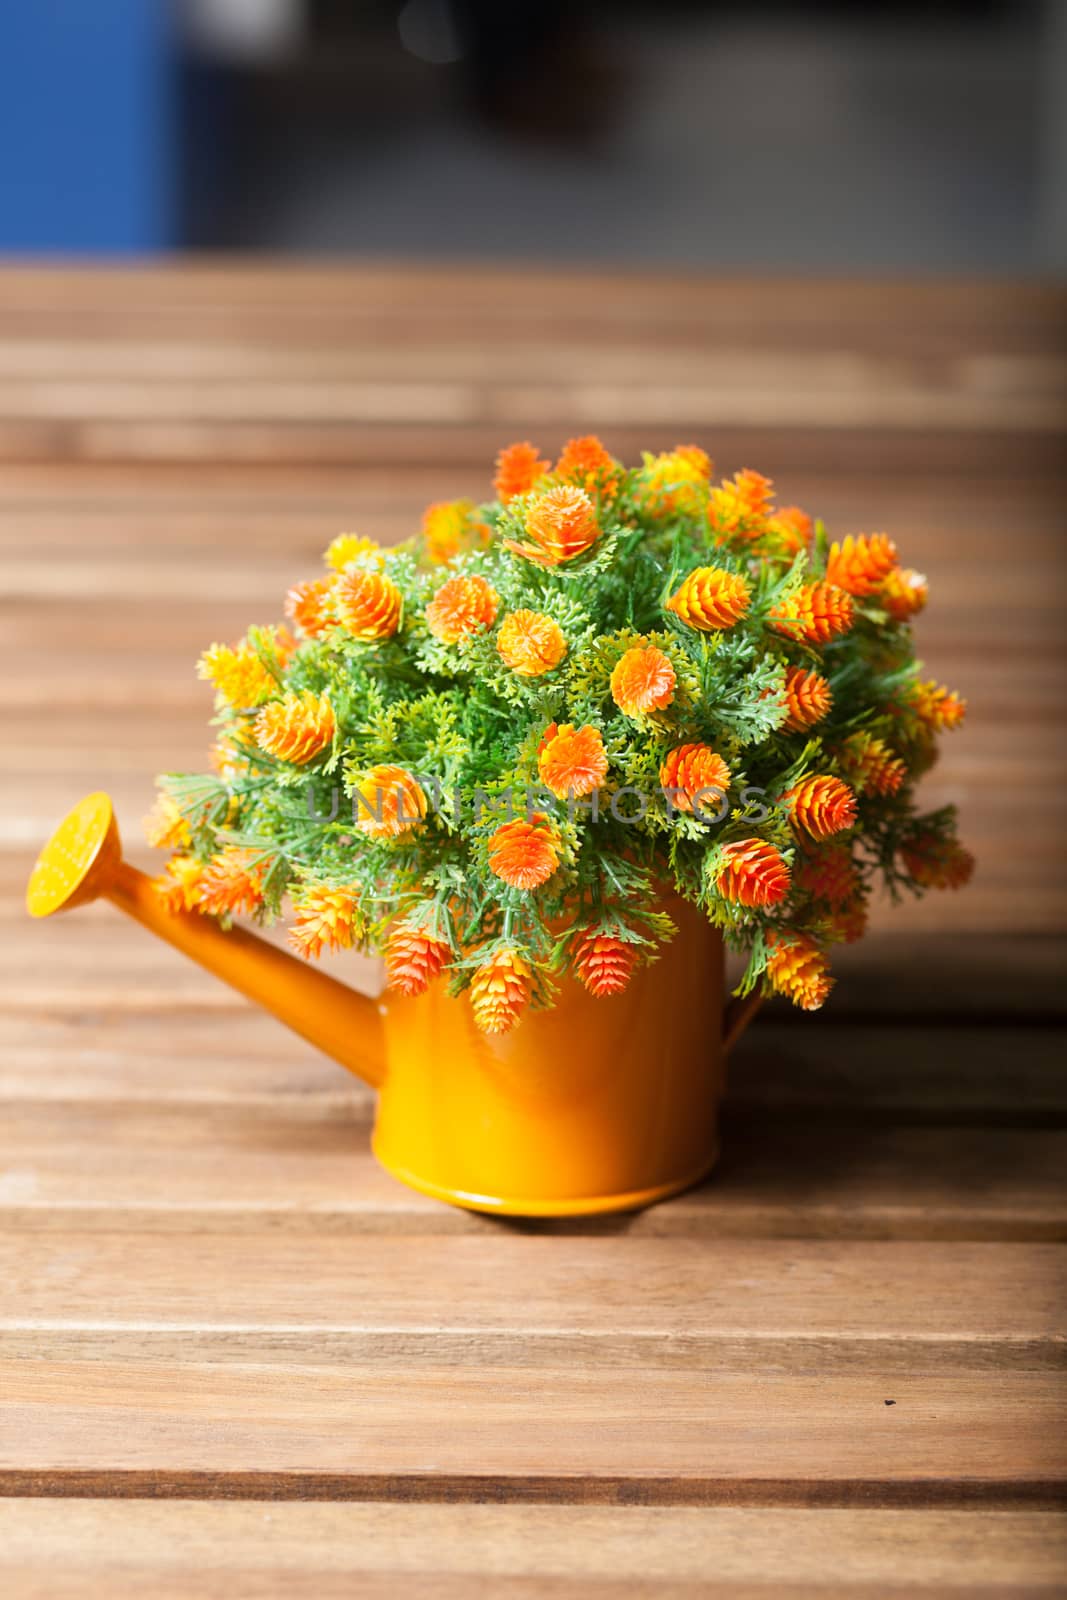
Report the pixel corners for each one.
[0,1502,1064,1597]
[0,1232,1062,1371]
[1,1100,1065,1242]
[0,1361,1063,1503]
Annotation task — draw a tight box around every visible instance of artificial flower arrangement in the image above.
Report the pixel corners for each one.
[146,437,971,1034]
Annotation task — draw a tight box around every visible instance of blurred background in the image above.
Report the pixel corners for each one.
[2,0,1066,268]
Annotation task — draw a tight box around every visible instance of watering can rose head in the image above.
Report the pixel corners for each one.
[143,437,971,1032]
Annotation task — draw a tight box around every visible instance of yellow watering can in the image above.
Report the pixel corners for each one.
[27,792,760,1217]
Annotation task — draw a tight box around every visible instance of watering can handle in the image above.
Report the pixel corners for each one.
[722,990,763,1055]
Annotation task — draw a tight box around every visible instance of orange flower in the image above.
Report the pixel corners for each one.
[908,680,967,732]
[770,582,854,644]
[425,573,499,642]
[421,500,479,565]
[196,847,268,918]
[154,854,206,914]
[537,722,609,799]
[197,642,276,708]
[333,568,403,641]
[469,949,531,1033]
[324,533,377,571]
[765,932,833,1010]
[351,765,427,839]
[825,533,898,596]
[828,898,869,944]
[795,844,859,907]
[781,666,833,732]
[635,446,711,517]
[289,885,361,961]
[666,566,750,631]
[507,485,601,565]
[554,435,622,496]
[571,929,640,997]
[659,743,732,813]
[496,609,567,676]
[143,794,191,851]
[715,839,791,908]
[766,506,812,557]
[900,833,975,891]
[285,576,334,639]
[783,775,858,840]
[494,440,549,503]
[881,566,928,622]
[709,469,774,539]
[254,691,335,765]
[488,814,560,889]
[385,925,452,996]
[839,733,907,797]
[610,645,677,716]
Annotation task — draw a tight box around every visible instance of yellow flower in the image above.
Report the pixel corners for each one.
[324,533,377,571]
[635,446,711,517]
[197,642,276,709]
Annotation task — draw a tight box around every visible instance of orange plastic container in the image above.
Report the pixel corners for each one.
[27,792,760,1216]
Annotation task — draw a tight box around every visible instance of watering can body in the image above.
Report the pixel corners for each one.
[27,793,756,1217]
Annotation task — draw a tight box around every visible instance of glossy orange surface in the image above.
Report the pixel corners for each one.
[27,794,757,1216]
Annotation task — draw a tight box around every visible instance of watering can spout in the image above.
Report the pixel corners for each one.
[25,793,387,1089]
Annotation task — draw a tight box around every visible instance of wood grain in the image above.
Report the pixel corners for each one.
[0,268,1063,1589]
[1,1363,1064,1504]
[2,1503,1064,1597]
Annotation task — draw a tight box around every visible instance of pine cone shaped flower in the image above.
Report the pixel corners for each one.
[665,566,751,631]
[508,485,602,565]
[900,833,975,891]
[285,576,335,639]
[494,441,549,503]
[880,567,928,621]
[496,609,568,676]
[554,435,622,496]
[351,765,427,838]
[289,885,360,961]
[782,666,834,732]
[825,533,898,596]
[839,733,907,797]
[571,929,640,997]
[426,574,499,643]
[765,932,834,1010]
[470,949,532,1034]
[909,680,967,731]
[610,645,677,716]
[385,925,452,996]
[333,567,403,641]
[770,582,854,644]
[784,775,858,840]
[715,839,791,908]
[254,691,335,765]
[795,844,859,907]
[488,815,560,889]
[659,743,732,813]
[196,847,268,918]
[709,468,774,539]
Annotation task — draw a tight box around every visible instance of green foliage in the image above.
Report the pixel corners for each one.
[158,441,970,1013]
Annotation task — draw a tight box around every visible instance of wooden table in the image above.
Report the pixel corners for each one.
[0,267,1065,1594]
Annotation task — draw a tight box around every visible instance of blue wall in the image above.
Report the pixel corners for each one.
[0,0,176,253]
